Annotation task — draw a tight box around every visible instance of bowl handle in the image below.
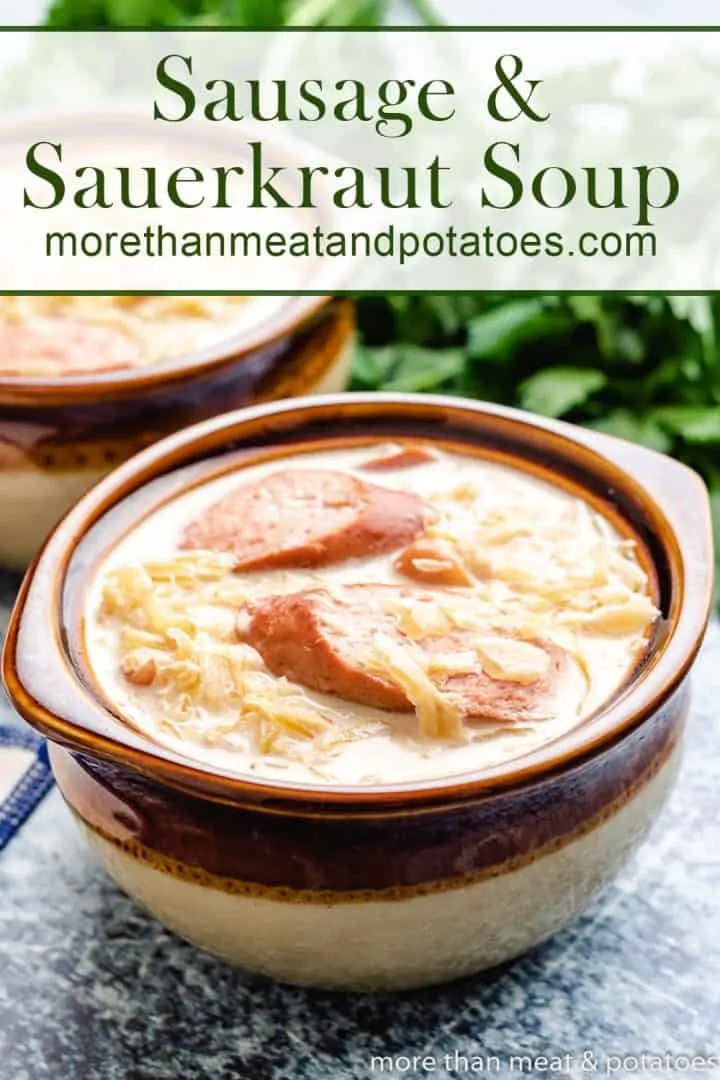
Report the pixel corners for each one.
[565,422,714,615]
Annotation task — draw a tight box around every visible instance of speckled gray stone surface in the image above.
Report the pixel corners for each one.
[0,565,718,1080]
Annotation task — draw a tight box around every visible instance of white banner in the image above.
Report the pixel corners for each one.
[0,29,716,291]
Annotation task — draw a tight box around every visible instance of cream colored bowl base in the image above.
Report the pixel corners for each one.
[78,743,680,992]
[0,466,108,571]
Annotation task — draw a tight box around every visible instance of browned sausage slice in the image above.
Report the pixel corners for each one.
[395,538,473,587]
[180,469,425,571]
[238,585,567,724]
[0,317,142,376]
[360,445,437,471]
[238,586,410,712]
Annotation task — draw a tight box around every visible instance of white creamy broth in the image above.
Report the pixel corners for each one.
[84,442,660,786]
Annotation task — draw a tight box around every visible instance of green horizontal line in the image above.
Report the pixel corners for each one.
[0,290,715,296]
[1,25,719,32]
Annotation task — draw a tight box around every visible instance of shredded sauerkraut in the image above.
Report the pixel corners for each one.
[97,552,387,762]
[362,632,465,741]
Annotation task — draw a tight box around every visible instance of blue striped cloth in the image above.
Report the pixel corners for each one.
[0,722,53,852]
[0,572,54,852]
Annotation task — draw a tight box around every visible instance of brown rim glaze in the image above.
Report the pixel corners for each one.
[0,111,351,407]
[2,394,713,811]
[50,682,685,889]
[61,734,681,899]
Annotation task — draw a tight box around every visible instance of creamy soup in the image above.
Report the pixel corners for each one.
[84,442,660,786]
[0,295,252,377]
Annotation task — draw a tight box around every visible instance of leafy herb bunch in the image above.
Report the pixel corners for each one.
[46,0,422,28]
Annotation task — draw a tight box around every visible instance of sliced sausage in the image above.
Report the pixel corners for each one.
[360,444,437,471]
[237,584,567,725]
[238,586,410,712]
[423,633,564,724]
[0,317,142,376]
[180,469,425,572]
[395,538,473,587]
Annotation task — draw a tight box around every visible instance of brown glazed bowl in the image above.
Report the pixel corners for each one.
[2,393,713,991]
[0,298,353,570]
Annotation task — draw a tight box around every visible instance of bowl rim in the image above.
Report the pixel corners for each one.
[0,109,350,406]
[2,392,713,810]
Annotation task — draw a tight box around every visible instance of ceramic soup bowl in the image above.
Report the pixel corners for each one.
[2,394,712,991]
